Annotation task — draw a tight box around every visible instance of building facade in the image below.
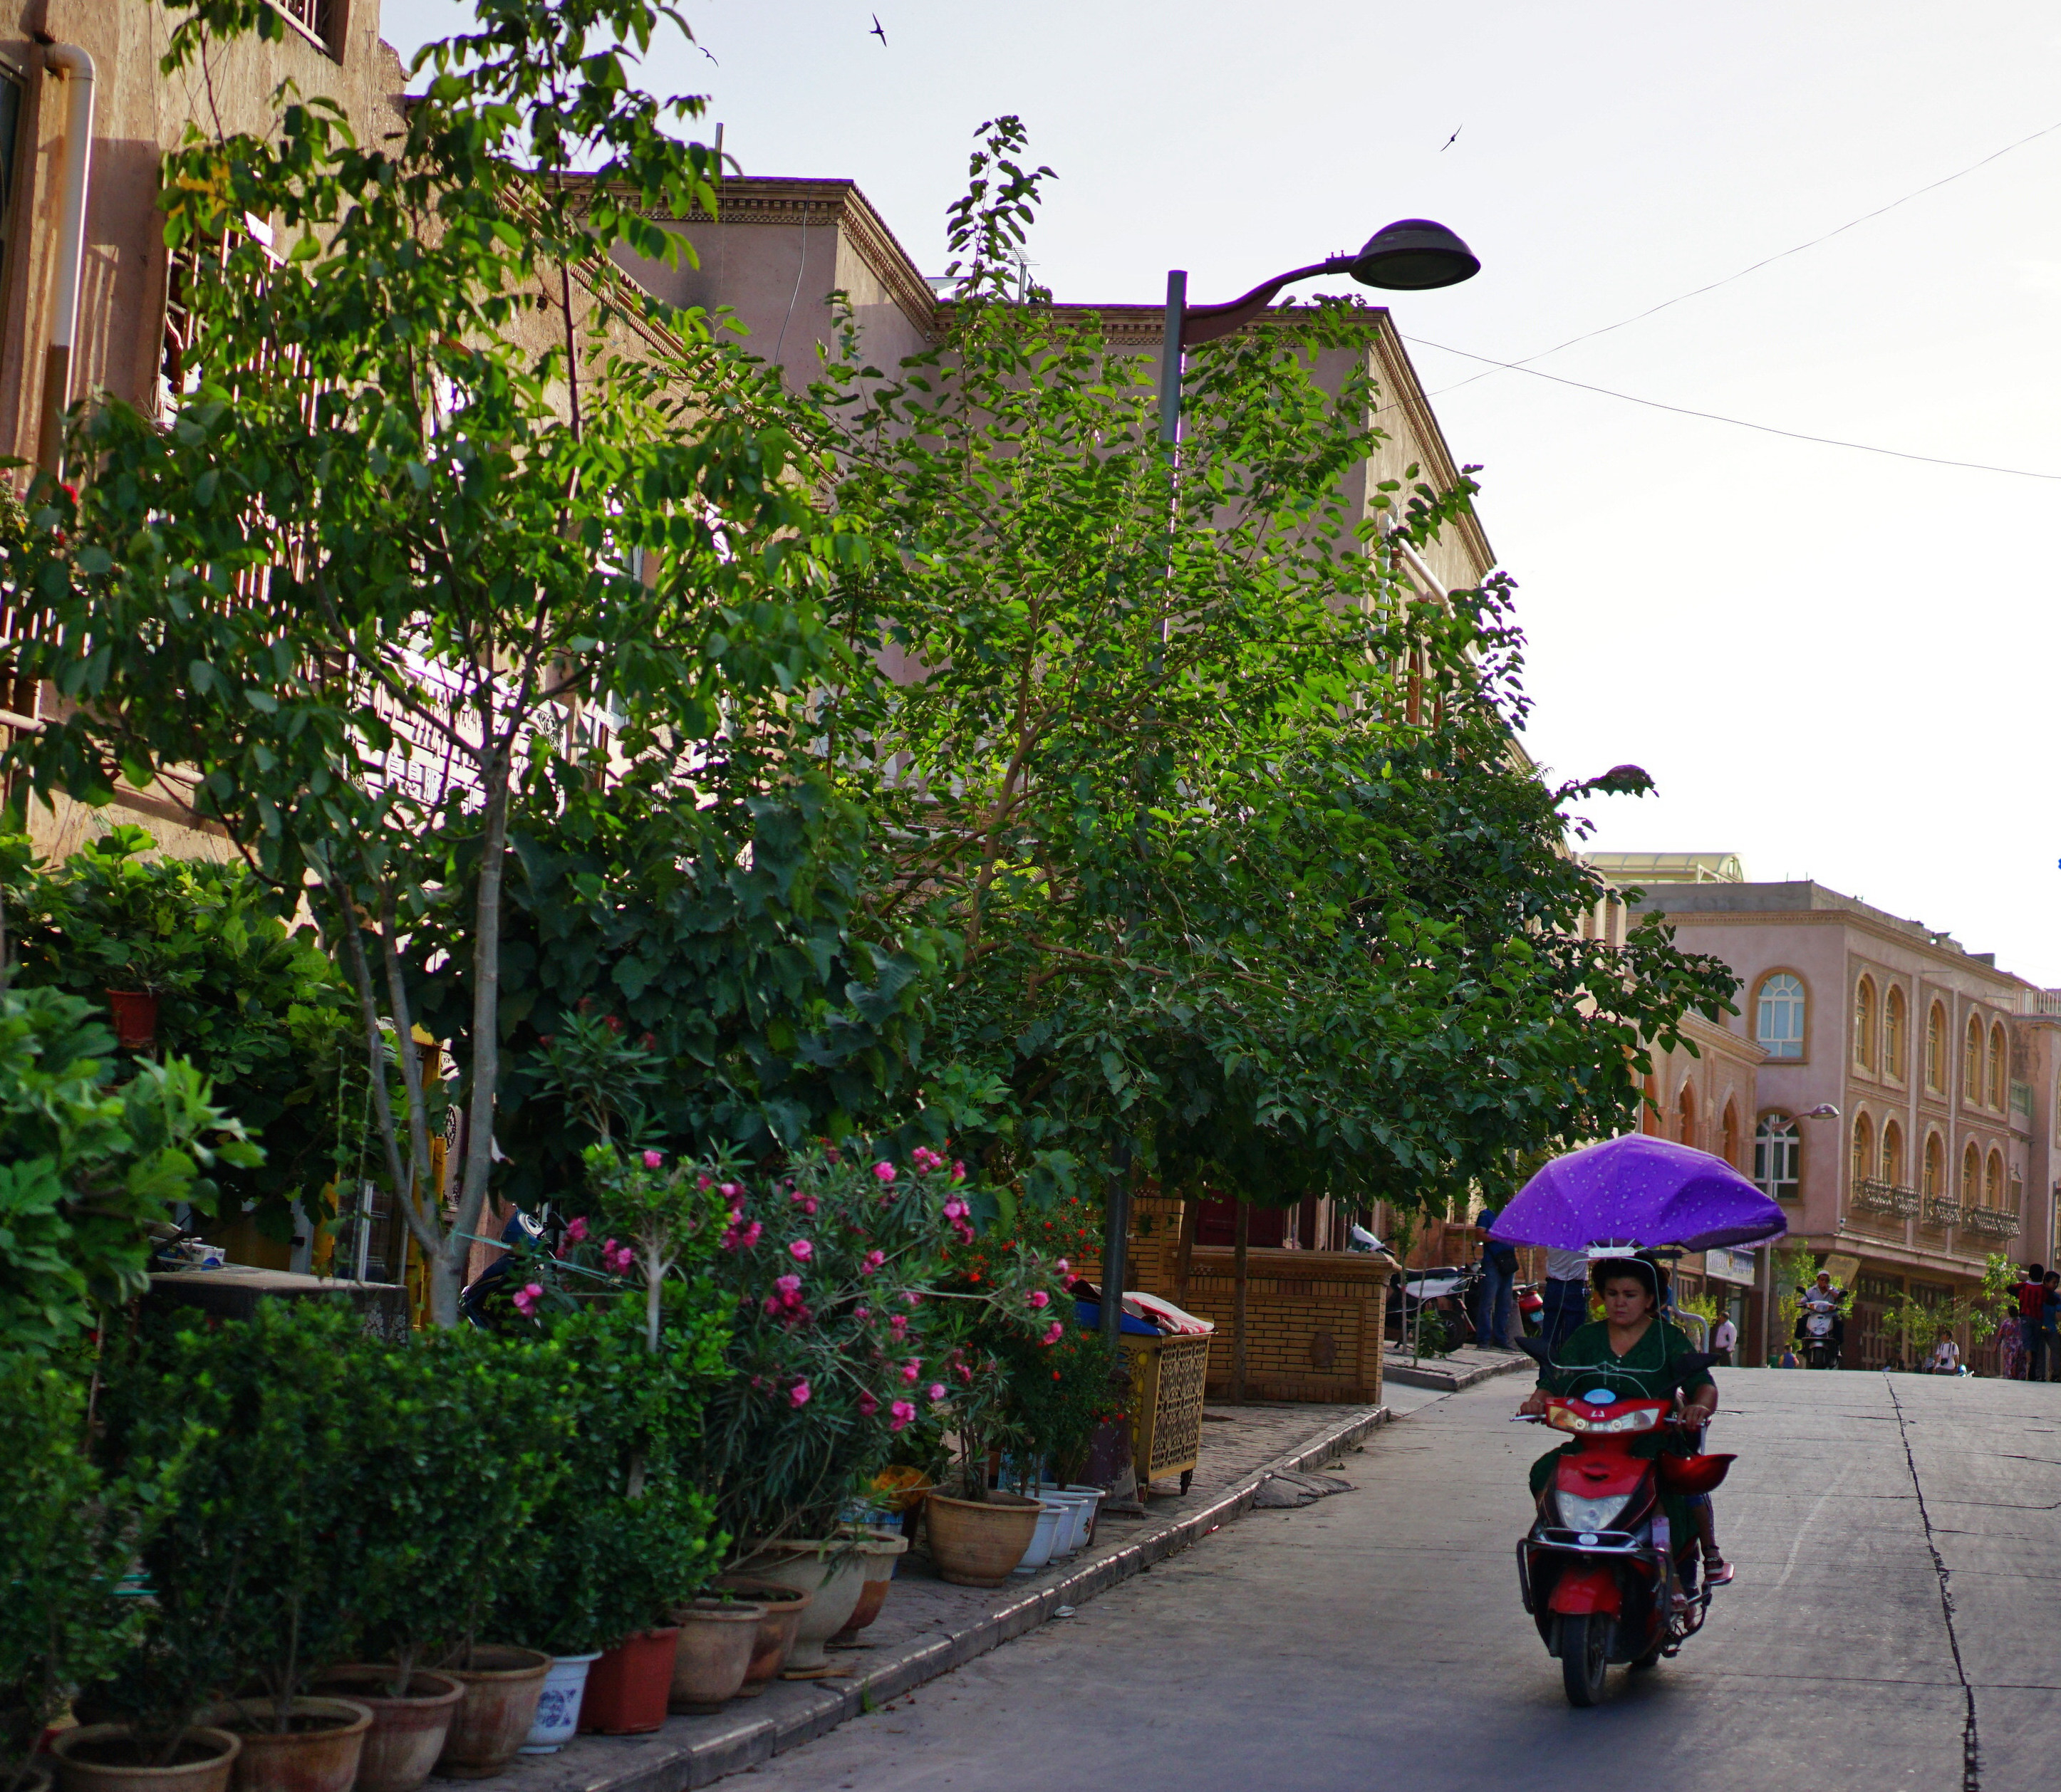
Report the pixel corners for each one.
[1598,860,2061,1368]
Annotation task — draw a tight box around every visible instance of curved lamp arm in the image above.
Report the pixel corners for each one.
[1176,257,1355,348]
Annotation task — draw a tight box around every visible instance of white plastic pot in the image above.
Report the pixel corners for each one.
[1009,1500,1068,1575]
[519,1651,601,1754]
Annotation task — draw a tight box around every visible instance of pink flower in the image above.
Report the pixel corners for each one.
[872,1161,896,1183]
[927,1382,946,1402]
[943,1196,969,1221]
[789,1189,819,1214]
[789,1380,812,1407]
[775,1273,804,1309]
[789,1239,814,1264]
[602,1240,635,1273]
[900,1358,923,1384]
[889,1400,917,1432]
[564,1215,589,1245]
[950,1160,967,1184]
[1028,1289,1050,1309]
[641,1149,664,1170]
[720,1182,742,1201]
[721,1219,762,1252]
[1039,1320,1064,1346]
[853,1306,871,1320]
[512,1282,543,1317]
[910,1145,944,1174]
[888,1313,909,1339]
[1055,1259,1069,1276]
[859,1249,886,1276]
[697,1174,713,1190]
[903,1291,922,1307]
[858,1390,880,1416]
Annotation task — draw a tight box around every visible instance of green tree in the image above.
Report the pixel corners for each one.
[3,0,869,1324]
[817,120,1738,1219]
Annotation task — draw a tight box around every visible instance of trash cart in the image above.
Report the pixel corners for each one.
[1121,1332,1210,1494]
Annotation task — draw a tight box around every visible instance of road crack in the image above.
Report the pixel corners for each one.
[1886,1376,1979,1791]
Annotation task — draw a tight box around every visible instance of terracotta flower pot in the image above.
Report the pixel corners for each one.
[663,1600,763,1714]
[308,1669,461,1792]
[923,1490,1042,1588]
[434,1647,551,1779]
[831,1527,908,1642]
[104,991,159,1051]
[727,1541,868,1672]
[199,1699,370,1792]
[51,1726,241,1792]
[578,1629,680,1735]
[710,1578,811,1696]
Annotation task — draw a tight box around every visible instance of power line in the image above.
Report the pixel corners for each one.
[1428,115,2061,400]
[1402,335,2061,481]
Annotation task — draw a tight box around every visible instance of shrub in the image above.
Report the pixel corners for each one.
[0,1365,175,1783]
[0,986,259,1356]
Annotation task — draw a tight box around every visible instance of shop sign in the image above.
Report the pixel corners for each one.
[1705,1246,1758,1285]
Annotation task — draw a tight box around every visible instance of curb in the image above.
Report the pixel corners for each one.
[1382,1351,1532,1393]
[539,1402,1390,1792]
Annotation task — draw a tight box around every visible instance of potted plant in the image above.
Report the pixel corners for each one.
[103,1303,378,1792]
[319,1331,571,1790]
[3,1367,224,1792]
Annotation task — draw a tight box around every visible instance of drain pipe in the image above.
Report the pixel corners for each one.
[36,43,95,476]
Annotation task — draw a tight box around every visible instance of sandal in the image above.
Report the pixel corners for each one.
[1703,1554,1735,1586]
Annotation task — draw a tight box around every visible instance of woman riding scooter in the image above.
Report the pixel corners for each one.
[1518,1256,1730,1586]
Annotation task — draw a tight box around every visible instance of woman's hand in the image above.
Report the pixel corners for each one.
[1518,1387,1549,1417]
[1676,1395,1715,1428]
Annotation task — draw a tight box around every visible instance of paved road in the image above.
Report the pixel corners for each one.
[742,1369,2061,1792]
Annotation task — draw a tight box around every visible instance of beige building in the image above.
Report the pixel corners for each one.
[1595,854,2061,1370]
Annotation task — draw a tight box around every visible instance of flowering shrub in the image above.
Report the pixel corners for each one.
[698,1143,1069,1544]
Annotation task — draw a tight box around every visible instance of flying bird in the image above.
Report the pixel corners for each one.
[1440,125,1461,151]
[870,13,886,43]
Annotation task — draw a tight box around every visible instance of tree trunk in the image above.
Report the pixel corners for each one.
[1174,1191,1197,1310]
[433,749,514,1328]
[1231,1199,1250,1404]
[1098,1142,1133,1349]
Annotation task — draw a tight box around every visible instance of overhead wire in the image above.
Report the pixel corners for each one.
[1400,336,2061,481]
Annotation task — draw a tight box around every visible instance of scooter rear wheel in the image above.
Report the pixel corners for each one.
[1557,1613,1612,1707]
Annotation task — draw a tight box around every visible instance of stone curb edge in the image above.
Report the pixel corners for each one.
[585,1402,1392,1792]
[1382,1352,1532,1393]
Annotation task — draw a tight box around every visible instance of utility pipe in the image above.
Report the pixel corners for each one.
[36,43,96,476]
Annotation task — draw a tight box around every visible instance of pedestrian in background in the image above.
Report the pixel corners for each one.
[1539,1247,1589,1362]
[1473,1207,1517,1350]
[2013,1264,2047,1381]
[2039,1272,2060,1384]
[1712,1312,1737,1367]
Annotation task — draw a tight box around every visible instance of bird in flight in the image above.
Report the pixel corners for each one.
[870,13,886,43]
[1440,125,1461,151]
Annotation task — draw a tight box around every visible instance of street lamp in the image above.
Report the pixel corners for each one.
[1156,219,1480,445]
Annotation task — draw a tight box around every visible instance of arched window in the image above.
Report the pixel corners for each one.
[1853,976,1877,1071]
[1881,1119,1904,1187]
[1961,1141,1980,1206]
[1755,1113,1800,1201]
[1964,1016,1983,1103]
[1851,1113,1874,1189]
[1988,1026,2008,1110]
[1986,1150,2005,1210]
[1721,1101,1740,1170]
[1884,986,1907,1080]
[1756,974,1807,1060]
[1677,1083,1697,1148]
[1926,1003,1947,1092]
[1923,1133,1945,1199]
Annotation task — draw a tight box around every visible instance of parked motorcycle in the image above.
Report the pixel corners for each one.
[1515,1362,1732,1707]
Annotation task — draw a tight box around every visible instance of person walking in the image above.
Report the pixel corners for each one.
[1473,1207,1517,1350]
[2013,1264,2047,1381]
[1538,1246,1590,1362]
[1712,1311,1738,1368]
[2038,1272,2060,1384]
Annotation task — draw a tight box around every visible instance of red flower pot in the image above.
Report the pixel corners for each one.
[105,991,158,1051]
[577,1629,680,1735]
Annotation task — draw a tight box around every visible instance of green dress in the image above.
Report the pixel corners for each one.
[1527,1317,1718,1526]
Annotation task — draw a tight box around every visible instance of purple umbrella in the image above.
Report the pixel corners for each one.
[1489,1134,1787,1254]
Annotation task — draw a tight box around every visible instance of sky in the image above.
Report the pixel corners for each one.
[381,0,2061,979]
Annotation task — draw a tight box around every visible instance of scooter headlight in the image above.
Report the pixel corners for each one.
[1595,1407,1658,1434]
[1556,1491,1631,1533]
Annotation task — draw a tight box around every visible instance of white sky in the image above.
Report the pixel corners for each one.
[383,0,2061,979]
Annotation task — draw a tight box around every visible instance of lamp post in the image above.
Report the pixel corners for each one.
[1096,222,1480,1359]
[1155,218,1480,448]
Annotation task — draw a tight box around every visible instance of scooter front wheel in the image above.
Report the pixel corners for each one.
[1557,1613,1612,1707]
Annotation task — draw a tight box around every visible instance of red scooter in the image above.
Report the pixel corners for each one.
[1516,1373,1732,1707]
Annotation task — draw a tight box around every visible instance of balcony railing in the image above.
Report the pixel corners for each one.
[1963,1206,2023,1239]
[1854,1179,1920,1219]
[1923,1197,1963,1229]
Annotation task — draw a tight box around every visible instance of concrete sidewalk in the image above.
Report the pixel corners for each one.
[1383,1341,1534,1392]
[479,1399,1389,1792]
